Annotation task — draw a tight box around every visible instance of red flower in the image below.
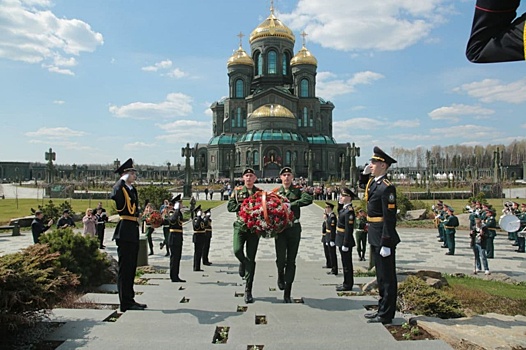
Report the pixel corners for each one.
[145,210,163,228]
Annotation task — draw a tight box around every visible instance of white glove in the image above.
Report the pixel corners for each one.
[173,202,180,210]
[325,242,329,246]
[362,165,372,175]
[330,241,335,247]
[197,211,202,217]
[206,212,211,217]
[120,173,130,181]
[341,246,349,252]
[380,246,391,257]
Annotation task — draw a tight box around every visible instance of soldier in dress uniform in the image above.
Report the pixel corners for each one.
[168,194,185,282]
[323,202,338,274]
[443,206,459,255]
[355,209,368,262]
[274,167,313,302]
[227,168,262,303]
[111,158,147,312]
[202,208,213,266]
[517,203,526,253]
[484,208,497,258]
[467,0,526,63]
[160,201,173,257]
[363,147,400,325]
[192,205,206,272]
[335,187,357,292]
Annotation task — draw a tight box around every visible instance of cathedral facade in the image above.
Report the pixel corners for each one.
[197,8,351,181]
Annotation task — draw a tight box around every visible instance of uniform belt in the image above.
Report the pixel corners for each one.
[205,229,212,232]
[194,230,206,234]
[120,215,139,222]
[367,216,384,223]
[355,229,365,232]
[444,226,456,229]
[169,229,182,233]
[336,227,345,233]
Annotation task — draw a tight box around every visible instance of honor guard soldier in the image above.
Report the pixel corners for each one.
[168,194,185,282]
[467,0,526,63]
[484,208,497,258]
[335,187,357,292]
[111,158,147,312]
[202,208,213,266]
[274,167,313,303]
[227,167,262,303]
[363,147,400,325]
[443,206,459,255]
[192,205,206,272]
[323,202,338,273]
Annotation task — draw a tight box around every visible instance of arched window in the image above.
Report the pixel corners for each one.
[309,113,314,127]
[297,117,302,127]
[286,151,291,165]
[231,109,236,128]
[253,150,260,166]
[294,151,298,165]
[282,52,289,75]
[268,50,277,74]
[303,107,308,127]
[246,151,251,166]
[300,79,309,97]
[235,79,244,98]
[236,107,242,128]
[242,114,246,127]
[236,151,241,166]
[255,52,262,75]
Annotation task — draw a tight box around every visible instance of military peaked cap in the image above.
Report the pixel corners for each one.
[170,194,182,204]
[370,146,397,166]
[194,204,202,213]
[325,202,335,209]
[115,158,136,175]
[279,167,293,175]
[340,187,358,200]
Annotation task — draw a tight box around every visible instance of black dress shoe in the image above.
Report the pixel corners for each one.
[336,284,352,291]
[515,250,525,253]
[367,316,392,325]
[445,252,453,255]
[239,262,246,278]
[440,245,448,248]
[121,304,144,312]
[148,252,154,256]
[244,291,254,304]
[203,262,212,266]
[322,265,332,269]
[134,302,147,308]
[364,311,378,319]
[164,253,170,257]
[327,270,338,275]
[194,269,204,272]
[172,278,186,282]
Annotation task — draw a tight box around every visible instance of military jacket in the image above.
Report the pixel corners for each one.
[193,215,206,233]
[204,215,212,237]
[167,209,184,245]
[365,175,400,248]
[336,204,356,248]
[355,216,367,231]
[274,184,313,220]
[443,215,459,235]
[227,185,262,215]
[111,179,140,242]
[519,211,526,230]
[326,212,337,243]
[484,215,497,238]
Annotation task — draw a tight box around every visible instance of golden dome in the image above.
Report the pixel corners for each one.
[249,11,295,44]
[227,46,254,67]
[291,46,318,66]
[250,104,295,119]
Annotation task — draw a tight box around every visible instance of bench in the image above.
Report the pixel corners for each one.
[0,223,20,236]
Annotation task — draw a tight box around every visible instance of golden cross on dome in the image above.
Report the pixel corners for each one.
[270,0,274,14]
[301,31,308,46]
[237,32,245,47]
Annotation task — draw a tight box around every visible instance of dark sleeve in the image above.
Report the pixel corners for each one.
[466,0,525,63]
[329,216,337,242]
[290,188,313,208]
[381,185,397,245]
[111,180,126,211]
[343,210,354,246]
[227,190,240,213]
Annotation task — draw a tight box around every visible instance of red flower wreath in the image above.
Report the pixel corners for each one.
[238,191,295,238]
[145,210,163,228]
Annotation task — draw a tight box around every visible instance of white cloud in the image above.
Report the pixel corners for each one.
[156,120,211,144]
[454,78,526,104]
[165,68,187,79]
[25,127,86,138]
[429,124,497,139]
[280,0,451,51]
[53,100,65,104]
[124,141,156,150]
[428,104,494,123]
[317,71,384,100]
[0,0,103,74]
[392,119,420,128]
[142,59,172,72]
[109,93,193,120]
[142,59,188,79]
[390,133,440,141]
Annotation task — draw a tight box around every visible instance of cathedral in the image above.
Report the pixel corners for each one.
[197,6,351,181]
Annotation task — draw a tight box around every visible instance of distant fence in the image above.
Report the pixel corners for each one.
[404,191,472,200]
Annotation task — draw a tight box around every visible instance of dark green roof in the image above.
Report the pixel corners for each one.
[238,129,307,142]
[208,134,239,145]
[306,135,336,144]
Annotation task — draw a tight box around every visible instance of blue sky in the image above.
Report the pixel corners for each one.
[1,0,525,167]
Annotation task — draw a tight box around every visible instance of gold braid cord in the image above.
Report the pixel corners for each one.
[118,187,136,215]
[364,178,373,202]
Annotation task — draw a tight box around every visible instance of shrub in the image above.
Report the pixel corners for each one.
[32,200,73,222]
[137,185,172,209]
[396,190,414,218]
[0,244,79,328]
[397,275,465,319]
[39,228,111,288]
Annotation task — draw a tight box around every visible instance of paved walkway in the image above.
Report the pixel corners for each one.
[1,198,526,349]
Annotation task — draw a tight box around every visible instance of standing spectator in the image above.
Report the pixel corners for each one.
[470,216,490,275]
[209,188,214,200]
[57,209,75,229]
[189,196,196,219]
[31,210,53,243]
[95,207,108,248]
[364,146,400,325]
[204,187,209,200]
[220,187,225,200]
[82,208,97,237]
[111,158,147,312]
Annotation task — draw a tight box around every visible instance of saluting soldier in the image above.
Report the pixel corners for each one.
[192,205,206,272]
[274,167,313,303]
[323,202,338,273]
[202,208,213,266]
[227,168,262,303]
[168,194,185,282]
[363,147,400,325]
[467,0,526,63]
[484,208,497,258]
[111,158,147,312]
[335,187,357,292]
[443,206,459,255]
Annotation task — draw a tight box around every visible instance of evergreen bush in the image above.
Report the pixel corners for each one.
[39,228,111,288]
[397,275,465,319]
